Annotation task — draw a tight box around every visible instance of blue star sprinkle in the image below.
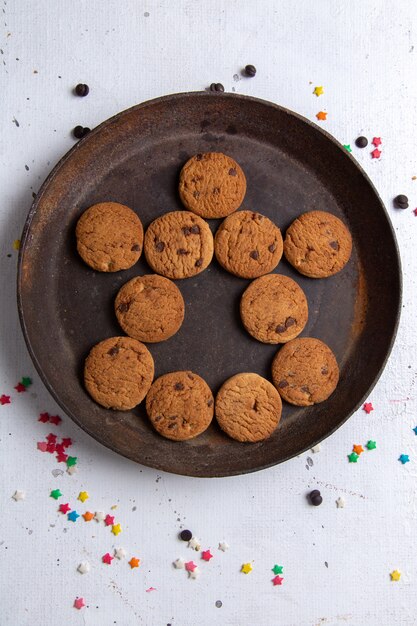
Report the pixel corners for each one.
[68,510,80,522]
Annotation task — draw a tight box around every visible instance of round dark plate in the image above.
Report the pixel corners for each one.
[17,92,401,477]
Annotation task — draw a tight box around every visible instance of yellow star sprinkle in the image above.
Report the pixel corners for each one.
[390,570,401,581]
[241,562,253,574]
[313,85,324,97]
[112,523,122,536]
[78,491,89,503]
[13,239,21,250]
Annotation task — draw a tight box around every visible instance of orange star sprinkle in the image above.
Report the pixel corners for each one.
[316,111,327,121]
[353,444,364,455]
[129,557,140,569]
[82,511,94,522]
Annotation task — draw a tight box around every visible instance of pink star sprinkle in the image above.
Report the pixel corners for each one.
[104,514,115,526]
[46,433,57,443]
[37,441,48,452]
[185,561,197,572]
[102,553,113,565]
[146,587,157,592]
[201,550,213,561]
[73,597,85,610]
[59,503,71,514]
[272,575,284,586]
[61,437,73,448]
[372,137,382,147]
[14,382,26,393]
[363,402,374,414]
[38,412,49,422]
[49,415,62,425]
[0,395,11,405]
[371,148,381,159]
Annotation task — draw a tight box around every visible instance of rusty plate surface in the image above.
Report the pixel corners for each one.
[17,92,401,477]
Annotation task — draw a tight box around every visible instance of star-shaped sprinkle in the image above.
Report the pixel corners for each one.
[129,557,140,569]
[413,427,417,435]
[0,394,11,405]
[67,465,77,475]
[12,490,25,501]
[49,415,61,425]
[78,491,89,503]
[173,558,185,569]
[13,239,21,250]
[102,553,113,565]
[371,148,381,159]
[414,208,417,216]
[363,402,374,414]
[77,561,90,574]
[104,514,115,526]
[56,451,68,463]
[14,382,26,393]
[348,452,359,463]
[372,137,382,147]
[73,597,85,610]
[68,510,80,522]
[38,412,49,422]
[311,444,321,453]
[316,111,327,121]
[272,575,284,585]
[390,570,401,581]
[185,560,197,572]
[50,489,62,500]
[188,567,200,579]
[399,454,410,464]
[62,437,72,448]
[114,547,127,560]
[37,441,48,452]
[366,440,377,450]
[343,144,352,153]
[59,503,71,514]
[218,541,229,552]
[82,511,94,521]
[55,443,65,453]
[112,523,122,536]
[21,377,32,388]
[146,587,157,592]
[46,442,56,453]
[188,537,201,551]
[94,511,105,523]
[201,550,213,562]
[313,85,324,96]
[272,564,283,575]
[241,563,253,574]
[66,456,77,467]
[46,433,57,443]
[353,444,364,455]
[336,497,345,508]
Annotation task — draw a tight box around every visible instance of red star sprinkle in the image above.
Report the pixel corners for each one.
[371,148,381,159]
[104,514,115,526]
[14,382,26,393]
[185,561,197,572]
[201,550,213,561]
[0,394,11,405]
[272,575,284,586]
[73,597,85,610]
[46,442,56,453]
[413,208,417,216]
[61,437,73,448]
[38,412,49,422]
[102,552,113,565]
[363,402,374,414]
[59,503,71,514]
[49,415,62,425]
[37,441,48,452]
[56,451,68,463]
[372,137,382,147]
[46,433,57,443]
[55,442,65,454]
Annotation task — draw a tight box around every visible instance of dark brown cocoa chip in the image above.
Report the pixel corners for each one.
[195,258,203,267]
[174,382,184,391]
[329,240,339,250]
[278,380,289,388]
[321,367,328,375]
[131,244,141,251]
[182,226,191,236]
[169,415,177,420]
[250,250,259,260]
[155,241,165,252]
[285,317,296,328]
[193,191,200,199]
[268,243,276,253]
[154,415,163,422]
[228,167,237,176]
[301,385,310,394]
[177,248,190,255]
[207,398,214,407]
[195,154,203,161]
[213,187,220,195]
[275,324,286,333]
[118,302,130,313]
[190,225,200,234]
[168,423,177,429]
[107,346,119,356]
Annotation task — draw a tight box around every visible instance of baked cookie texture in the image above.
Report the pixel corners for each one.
[84,336,154,410]
[76,201,143,272]
[115,275,184,343]
[179,152,247,218]
[215,373,282,442]
[240,274,308,344]
[271,337,339,406]
[144,210,213,279]
[283,210,352,278]
[146,371,214,441]
[214,210,283,279]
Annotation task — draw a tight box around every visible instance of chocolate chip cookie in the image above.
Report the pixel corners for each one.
[215,373,282,442]
[84,336,154,410]
[179,152,247,218]
[144,210,213,279]
[283,210,352,278]
[271,337,339,406]
[76,201,143,272]
[115,275,185,343]
[214,210,283,278]
[240,274,308,344]
[146,371,214,441]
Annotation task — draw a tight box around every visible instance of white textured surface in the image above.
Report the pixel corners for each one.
[1,1,417,624]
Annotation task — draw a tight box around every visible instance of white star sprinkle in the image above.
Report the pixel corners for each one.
[311,444,321,453]
[218,541,229,552]
[188,567,200,579]
[336,497,345,509]
[94,511,105,523]
[114,547,126,560]
[12,490,25,501]
[77,561,90,574]
[67,465,77,475]
[173,558,185,569]
[188,537,201,551]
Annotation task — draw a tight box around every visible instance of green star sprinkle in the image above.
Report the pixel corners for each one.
[343,144,352,153]
[366,440,376,450]
[21,377,32,388]
[50,489,62,500]
[66,456,77,467]
[348,452,359,463]
[272,564,283,575]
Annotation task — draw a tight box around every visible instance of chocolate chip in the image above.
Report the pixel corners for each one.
[311,494,323,506]
[154,415,163,422]
[275,324,286,333]
[168,423,177,429]
[329,240,339,250]
[213,187,220,195]
[277,380,288,388]
[268,243,276,253]
[155,241,165,252]
[169,415,177,420]
[73,125,90,139]
[195,154,203,161]
[285,317,296,328]
[207,398,214,407]
[228,168,237,176]
[74,83,89,97]
[118,302,130,313]
[244,64,257,77]
[174,382,184,391]
[179,529,192,541]
[177,248,189,255]
[182,227,191,236]
[301,385,310,393]
[190,225,200,234]
[131,244,140,251]
[107,346,119,356]
[193,191,200,199]
[321,367,328,375]
[309,489,320,498]
[250,250,259,260]
[355,136,368,148]
[210,82,224,92]
[394,194,409,209]
[195,258,203,267]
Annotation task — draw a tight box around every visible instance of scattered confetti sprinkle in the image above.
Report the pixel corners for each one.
[366,440,377,450]
[390,570,401,581]
[62,437,72,448]
[12,490,25,501]
[316,111,327,121]
[129,557,140,569]
[201,550,213,562]
[348,452,359,463]
[49,415,62,425]
[372,137,382,147]
[94,511,105,523]
[173,558,185,569]
[37,441,48,452]
[343,144,352,153]
[185,561,197,572]
[241,563,253,574]
[21,377,32,388]
[102,553,114,565]
[56,451,68,463]
[353,444,364,455]
[67,465,77,475]
[146,587,157,592]
[272,564,283,575]
[66,456,77,467]
[336,497,345,508]
[59,503,71,514]
[14,382,26,393]
[188,537,201,551]
[188,568,200,579]
[413,427,417,435]
[77,561,90,575]
[413,208,417,216]
[13,239,21,250]
[104,514,115,526]
[272,575,284,586]
[399,454,410,465]
[0,394,11,405]
[218,541,229,552]
[68,510,80,522]
[46,442,56,453]
[313,85,324,96]
[363,402,374,414]
[371,148,381,159]
[311,444,321,453]
[82,511,94,521]
[112,523,122,536]
[38,412,50,422]
[46,433,57,444]
[50,489,62,500]
[114,547,126,560]
[78,491,89,503]
[73,597,85,610]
